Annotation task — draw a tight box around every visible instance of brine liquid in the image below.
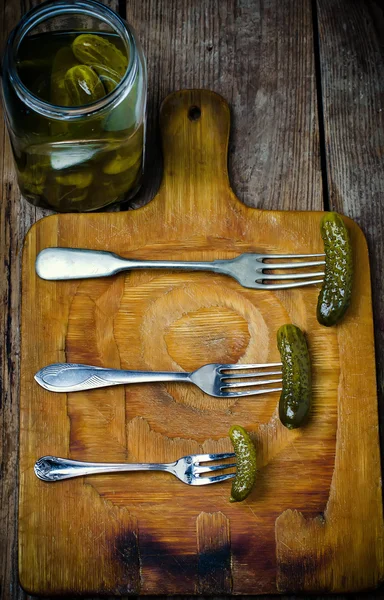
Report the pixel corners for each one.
[10,31,144,211]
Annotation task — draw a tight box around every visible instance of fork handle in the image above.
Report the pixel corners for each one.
[34,456,175,482]
[35,363,191,392]
[35,247,226,281]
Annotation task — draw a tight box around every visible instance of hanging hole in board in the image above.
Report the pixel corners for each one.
[188,106,201,121]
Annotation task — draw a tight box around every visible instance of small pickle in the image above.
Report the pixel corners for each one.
[103,150,141,175]
[51,47,79,107]
[317,212,353,327]
[19,168,46,195]
[72,34,128,77]
[277,324,311,430]
[64,65,105,106]
[19,158,49,196]
[50,47,80,135]
[229,425,257,502]
[101,158,142,196]
[55,171,93,188]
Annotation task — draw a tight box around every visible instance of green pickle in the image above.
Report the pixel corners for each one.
[51,47,80,107]
[103,151,141,175]
[50,47,80,135]
[101,157,142,196]
[12,30,143,211]
[64,65,105,106]
[229,425,257,502]
[18,153,51,199]
[72,34,128,76]
[277,324,311,430]
[317,212,353,327]
[55,171,93,188]
[19,163,47,196]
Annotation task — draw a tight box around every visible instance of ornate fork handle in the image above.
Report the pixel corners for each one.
[34,456,177,482]
[35,363,190,392]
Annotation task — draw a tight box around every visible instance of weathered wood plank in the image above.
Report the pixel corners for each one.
[316,0,384,468]
[127,0,322,211]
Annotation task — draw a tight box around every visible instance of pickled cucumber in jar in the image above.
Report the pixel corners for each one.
[64,65,105,106]
[18,158,49,198]
[51,47,80,107]
[9,27,146,212]
[91,64,121,94]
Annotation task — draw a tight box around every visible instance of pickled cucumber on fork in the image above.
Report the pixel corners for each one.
[277,324,311,430]
[229,425,257,502]
[317,212,353,326]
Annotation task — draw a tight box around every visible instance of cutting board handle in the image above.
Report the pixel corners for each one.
[158,89,233,203]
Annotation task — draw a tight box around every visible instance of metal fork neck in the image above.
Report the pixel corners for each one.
[120,258,225,272]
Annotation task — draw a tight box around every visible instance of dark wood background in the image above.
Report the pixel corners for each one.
[1,0,383,598]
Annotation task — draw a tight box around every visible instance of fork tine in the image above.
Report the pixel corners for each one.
[219,362,282,371]
[259,271,324,280]
[259,279,323,290]
[192,473,236,485]
[223,387,282,397]
[204,473,237,484]
[194,463,237,474]
[192,452,236,463]
[257,253,325,260]
[258,260,325,270]
[221,370,282,380]
[222,378,283,390]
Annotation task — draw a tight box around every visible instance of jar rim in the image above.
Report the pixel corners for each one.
[5,0,138,120]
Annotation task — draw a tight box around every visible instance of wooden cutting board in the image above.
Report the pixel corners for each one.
[19,89,384,595]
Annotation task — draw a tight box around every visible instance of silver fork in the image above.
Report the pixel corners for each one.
[35,362,283,398]
[34,453,237,485]
[35,247,325,290]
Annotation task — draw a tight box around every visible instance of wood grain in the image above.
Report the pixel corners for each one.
[19,89,383,594]
[127,0,322,211]
[196,512,232,594]
[316,0,384,465]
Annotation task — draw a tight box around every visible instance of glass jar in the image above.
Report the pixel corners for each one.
[1,0,146,212]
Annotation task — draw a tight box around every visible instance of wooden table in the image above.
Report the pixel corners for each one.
[1,0,383,598]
